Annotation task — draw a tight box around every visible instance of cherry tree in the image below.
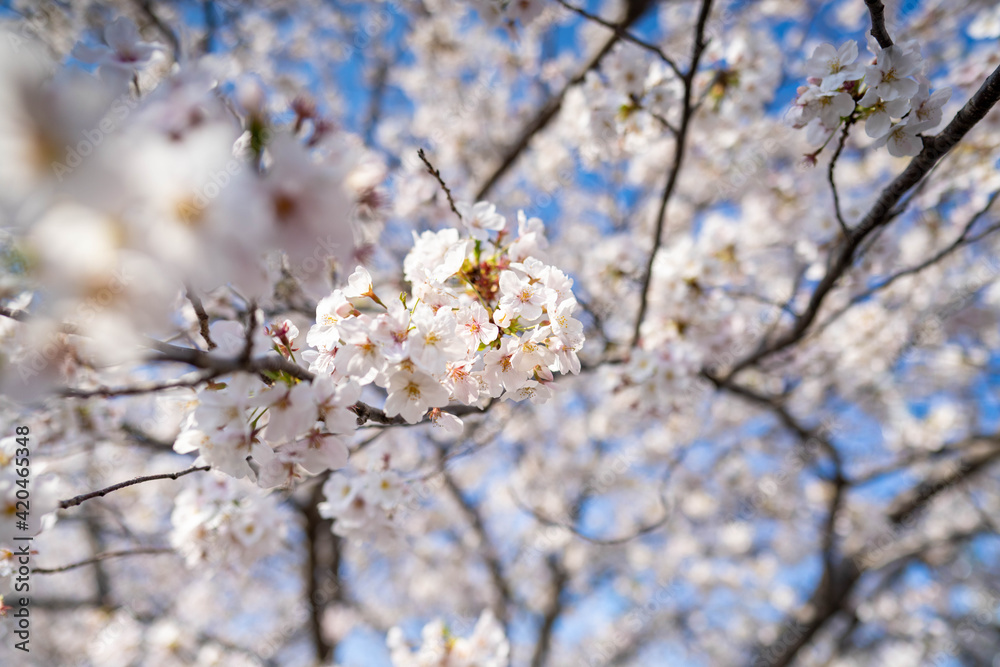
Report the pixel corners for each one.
[1,0,1000,665]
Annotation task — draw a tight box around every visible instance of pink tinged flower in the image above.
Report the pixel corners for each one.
[506,0,545,25]
[498,270,547,321]
[266,319,300,358]
[371,301,412,364]
[301,346,339,376]
[456,302,499,351]
[865,45,921,101]
[255,445,308,489]
[384,367,450,424]
[179,428,269,480]
[445,360,481,405]
[482,337,526,397]
[457,200,507,241]
[72,17,164,79]
[307,290,354,350]
[805,41,865,90]
[428,408,464,437]
[255,382,317,444]
[408,303,464,374]
[871,120,924,157]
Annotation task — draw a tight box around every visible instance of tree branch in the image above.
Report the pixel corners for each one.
[33,547,174,574]
[473,0,657,200]
[864,0,894,49]
[59,465,211,509]
[630,0,715,349]
[728,62,1000,377]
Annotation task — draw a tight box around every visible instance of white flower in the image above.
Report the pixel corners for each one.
[384,367,450,423]
[796,85,856,128]
[408,303,464,374]
[457,200,506,241]
[907,79,951,132]
[871,118,924,157]
[860,88,911,139]
[511,329,554,374]
[428,408,464,436]
[805,41,864,90]
[318,473,360,516]
[344,266,384,306]
[403,228,470,286]
[865,45,921,101]
[307,290,354,350]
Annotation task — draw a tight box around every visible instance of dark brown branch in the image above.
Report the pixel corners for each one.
[59,371,218,398]
[886,439,1000,523]
[816,189,1000,332]
[530,555,569,667]
[59,465,211,509]
[728,62,1000,377]
[133,0,181,61]
[629,0,715,349]
[33,547,174,574]
[864,0,894,49]
[473,0,657,200]
[301,478,336,662]
[418,148,463,220]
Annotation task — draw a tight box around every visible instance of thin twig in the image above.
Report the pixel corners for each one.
[727,62,1000,377]
[828,121,853,235]
[630,0,715,349]
[417,148,462,220]
[186,286,217,350]
[556,0,683,78]
[59,371,218,399]
[59,465,211,509]
[33,548,174,574]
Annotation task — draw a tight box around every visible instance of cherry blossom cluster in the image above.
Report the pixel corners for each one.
[304,206,584,426]
[175,372,358,489]
[790,38,951,157]
[169,471,289,568]
[387,610,510,667]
